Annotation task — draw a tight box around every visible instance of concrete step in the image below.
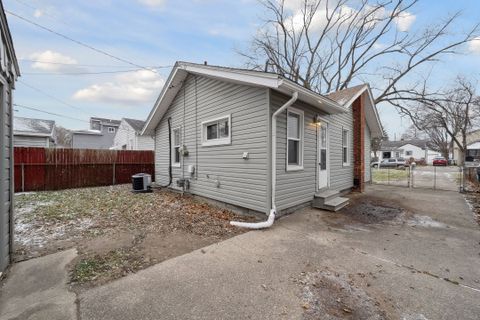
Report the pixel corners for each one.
[323,197,349,211]
[313,195,349,212]
[313,189,341,207]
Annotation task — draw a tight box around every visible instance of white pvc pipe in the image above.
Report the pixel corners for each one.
[230,92,298,229]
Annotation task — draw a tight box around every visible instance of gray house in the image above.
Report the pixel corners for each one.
[112,118,154,150]
[0,1,20,273]
[142,62,382,218]
[72,117,120,149]
[13,116,55,148]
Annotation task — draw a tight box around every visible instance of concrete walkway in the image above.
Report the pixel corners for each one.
[78,186,480,320]
[0,249,77,320]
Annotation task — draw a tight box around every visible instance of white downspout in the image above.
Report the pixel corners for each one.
[231,91,299,229]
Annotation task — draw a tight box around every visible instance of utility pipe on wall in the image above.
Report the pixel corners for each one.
[231,91,298,229]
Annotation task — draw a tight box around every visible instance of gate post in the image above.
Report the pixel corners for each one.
[460,166,464,193]
[434,166,436,190]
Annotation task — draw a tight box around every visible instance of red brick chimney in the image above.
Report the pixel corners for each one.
[352,94,365,192]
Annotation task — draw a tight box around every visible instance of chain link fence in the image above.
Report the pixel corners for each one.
[371,165,462,192]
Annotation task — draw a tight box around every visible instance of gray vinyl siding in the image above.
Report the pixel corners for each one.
[14,135,49,147]
[72,125,117,149]
[155,75,269,213]
[1,80,13,272]
[365,124,371,182]
[271,91,353,211]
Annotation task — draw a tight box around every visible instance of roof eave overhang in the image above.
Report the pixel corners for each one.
[141,63,346,135]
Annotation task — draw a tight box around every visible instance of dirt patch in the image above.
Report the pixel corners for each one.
[464,192,480,226]
[14,185,259,290]
[340,197,406,224]
[297,268,396,320]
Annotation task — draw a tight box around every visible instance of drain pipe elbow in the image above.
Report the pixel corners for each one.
[230,91,298,230]
[230,209,276,229]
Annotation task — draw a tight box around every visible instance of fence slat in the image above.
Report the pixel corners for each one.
[14,147,154,192]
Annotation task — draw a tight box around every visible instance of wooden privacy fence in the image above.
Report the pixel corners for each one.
[14,147,155,192]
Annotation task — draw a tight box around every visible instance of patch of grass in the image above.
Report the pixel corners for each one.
[372,168,409,182]
[71,248,147,284]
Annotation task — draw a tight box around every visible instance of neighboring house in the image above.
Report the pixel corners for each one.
[453,129,480,162]
[112,118,154,150]
[142,62,383,217]
[0,1,20,273]
[72,117,120,149]
[13,116,56,148]
[376,140,441,164]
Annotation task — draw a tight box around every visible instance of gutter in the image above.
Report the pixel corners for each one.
[230,91,298,229]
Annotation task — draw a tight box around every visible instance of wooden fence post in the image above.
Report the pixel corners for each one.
[112,162,116,185]
[21,163,25,192]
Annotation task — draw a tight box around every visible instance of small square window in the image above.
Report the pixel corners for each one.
[108,127,115,133]
[202,116,231,146]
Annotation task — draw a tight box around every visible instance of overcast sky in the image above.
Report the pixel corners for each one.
[4,0,480,139]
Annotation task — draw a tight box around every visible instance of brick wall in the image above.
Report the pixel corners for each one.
[352,94,365,192]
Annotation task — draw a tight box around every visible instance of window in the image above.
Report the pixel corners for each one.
[91,120,101,131]
[406,151,412,156]
[342,129,349,166]
[202,115,231,146]
[108,127,115,133]
[172,128,181,167]
[287,108,304,170]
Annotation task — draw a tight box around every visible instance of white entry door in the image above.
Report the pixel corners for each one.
[318,123,329,189]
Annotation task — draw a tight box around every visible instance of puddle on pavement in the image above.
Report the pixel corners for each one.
[331,197,406,226]
[406,215,448,228]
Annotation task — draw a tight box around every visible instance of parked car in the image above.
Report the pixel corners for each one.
[371,158,406,168]
[432,156,448,166]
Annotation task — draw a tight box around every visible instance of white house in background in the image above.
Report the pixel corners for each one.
[13,116,56,148]
[375,139,441,164]
[112,118,154,150]
[453,129,480,162]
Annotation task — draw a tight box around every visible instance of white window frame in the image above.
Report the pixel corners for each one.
[286,107,304,171]
[201,115,231,147]
[172,127,181,167]
[342,128,350,166]
[108,127,115,133]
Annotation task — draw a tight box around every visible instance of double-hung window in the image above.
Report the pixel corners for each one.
[202,115,231,146]
[342,128,349,166]
[287,108,304,171]
[172,128,181,167]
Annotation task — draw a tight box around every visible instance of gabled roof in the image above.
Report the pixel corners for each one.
[0,1,20,78]
[381,139,432,150]
[123,118,146,133]
[142,61,347,135]
[326,84,383,138]
[14,116,54,137]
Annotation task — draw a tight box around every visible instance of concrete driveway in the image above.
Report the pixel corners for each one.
[79,185,480,320]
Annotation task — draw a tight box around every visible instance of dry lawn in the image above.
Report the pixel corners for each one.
[14,185,258,291]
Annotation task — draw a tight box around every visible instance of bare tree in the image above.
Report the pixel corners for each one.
[243,0,479,104]
[404,77,480,164]
[54,126,72,148]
